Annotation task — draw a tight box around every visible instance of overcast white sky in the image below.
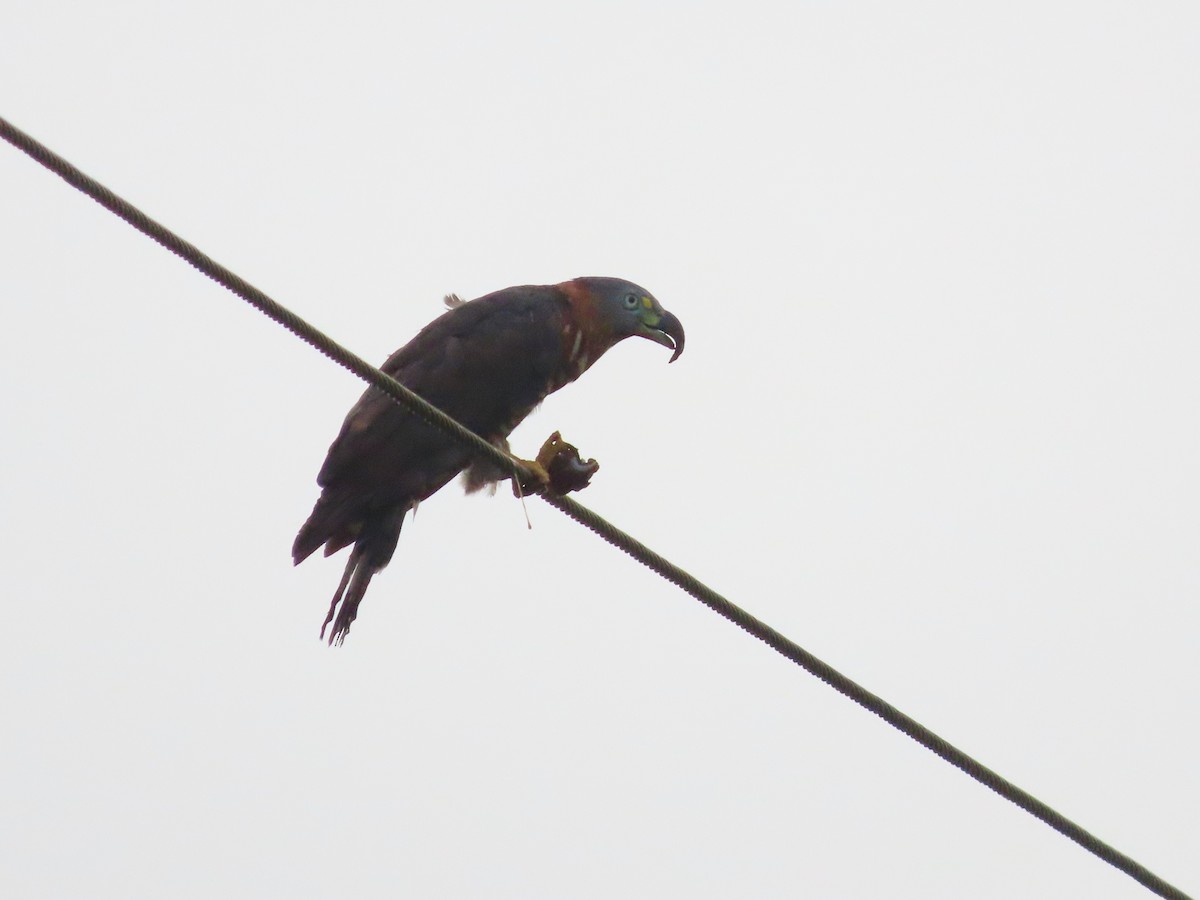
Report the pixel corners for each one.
[2,2,1197,898]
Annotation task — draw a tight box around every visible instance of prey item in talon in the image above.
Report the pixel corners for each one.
[536,431,599,495]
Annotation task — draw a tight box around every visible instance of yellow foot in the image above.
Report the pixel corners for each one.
[511,458,552,497]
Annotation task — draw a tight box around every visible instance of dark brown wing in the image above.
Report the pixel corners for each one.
[293,285,571,565]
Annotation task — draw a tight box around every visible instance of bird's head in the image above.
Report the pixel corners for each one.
[568,276,685,363]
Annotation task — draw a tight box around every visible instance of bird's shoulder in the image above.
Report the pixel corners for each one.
[381,284,570,379]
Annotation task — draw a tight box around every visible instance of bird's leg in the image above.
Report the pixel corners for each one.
[510,457,552,498]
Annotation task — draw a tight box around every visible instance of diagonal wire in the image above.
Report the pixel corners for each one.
[0,116,529,484]
[1,114,1192,900]
[544,491,1192,897]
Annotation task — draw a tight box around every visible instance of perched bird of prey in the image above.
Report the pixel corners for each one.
[293,276,685,644]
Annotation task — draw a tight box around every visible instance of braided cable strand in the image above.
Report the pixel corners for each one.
[0,115,528,485]
[543,493,1191,899]
[2,114,1191,900]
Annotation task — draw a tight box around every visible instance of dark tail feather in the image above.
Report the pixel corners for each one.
[315,502,409,645]
[321,548,375,646]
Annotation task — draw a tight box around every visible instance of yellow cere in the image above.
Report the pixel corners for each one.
[641,296,653,309]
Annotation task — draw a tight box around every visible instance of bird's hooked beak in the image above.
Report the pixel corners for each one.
[637,309,686,363]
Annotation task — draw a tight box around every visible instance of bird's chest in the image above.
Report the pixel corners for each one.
[544,320,595,394]
[449,309,599,442]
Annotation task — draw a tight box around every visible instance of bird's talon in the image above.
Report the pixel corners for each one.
[512,459,552,497]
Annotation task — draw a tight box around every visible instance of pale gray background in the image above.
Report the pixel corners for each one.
[2,2,1197,898]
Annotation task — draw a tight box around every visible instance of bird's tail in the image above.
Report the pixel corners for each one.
[317,503,409,646]
[321,547,374,646]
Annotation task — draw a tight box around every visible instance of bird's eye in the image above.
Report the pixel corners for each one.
[623,293,640,310]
